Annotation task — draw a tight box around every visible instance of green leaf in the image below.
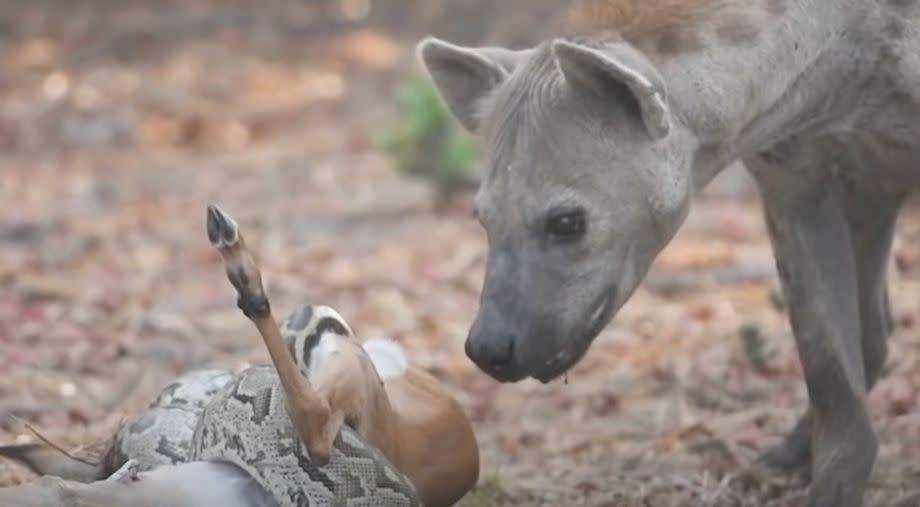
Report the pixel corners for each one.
[378,74,481,195]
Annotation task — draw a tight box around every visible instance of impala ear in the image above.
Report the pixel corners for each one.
[417,37,533,132]
[552,39,671,139]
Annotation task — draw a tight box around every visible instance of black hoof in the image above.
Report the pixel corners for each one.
[206,204,239,247]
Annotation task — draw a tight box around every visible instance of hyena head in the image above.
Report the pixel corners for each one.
[419,37,696,383]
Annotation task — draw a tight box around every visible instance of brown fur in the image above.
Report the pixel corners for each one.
[565,0,781,57]
[567,0,735,36]
[309,336,479,507]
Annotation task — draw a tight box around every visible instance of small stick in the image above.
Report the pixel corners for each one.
[7,414,97,468]
[206,205,335,464]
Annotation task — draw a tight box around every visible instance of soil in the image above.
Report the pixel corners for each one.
[1,2,920,506]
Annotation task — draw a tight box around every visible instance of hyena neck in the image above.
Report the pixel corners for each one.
[599,0,874,189]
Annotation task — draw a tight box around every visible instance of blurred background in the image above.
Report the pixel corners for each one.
[1,1,920,505]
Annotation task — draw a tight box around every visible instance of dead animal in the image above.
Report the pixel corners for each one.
[0,205,479,507]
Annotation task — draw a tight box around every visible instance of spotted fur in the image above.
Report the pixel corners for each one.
[418,0,920,504]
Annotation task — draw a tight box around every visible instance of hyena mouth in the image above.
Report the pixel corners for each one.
[534,286,617,383]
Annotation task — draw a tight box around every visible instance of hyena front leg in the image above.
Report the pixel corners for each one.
[758,185,902,478]
[748,152,876,507]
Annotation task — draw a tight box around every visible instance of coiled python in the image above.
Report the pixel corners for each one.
[102,304,422,507]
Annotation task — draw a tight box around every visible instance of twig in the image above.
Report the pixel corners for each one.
[7,414,96,467]
[206,204,335,464]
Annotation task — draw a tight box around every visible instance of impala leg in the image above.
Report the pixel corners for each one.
[206,205,335,464]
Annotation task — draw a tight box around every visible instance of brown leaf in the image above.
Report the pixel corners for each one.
[11,39,58,70]
[336,30,401,70]
[655,240,736,270]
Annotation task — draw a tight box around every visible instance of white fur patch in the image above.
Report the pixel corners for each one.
[306,333,340,382]
[362,338,409,380]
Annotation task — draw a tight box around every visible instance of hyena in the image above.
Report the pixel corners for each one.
[417,0,920,505]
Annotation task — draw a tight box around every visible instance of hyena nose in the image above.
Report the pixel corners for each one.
[465,321,518,380]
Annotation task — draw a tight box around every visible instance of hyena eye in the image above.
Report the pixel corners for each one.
[546,208,587,241]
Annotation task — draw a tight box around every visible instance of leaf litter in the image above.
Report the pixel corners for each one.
[1,2,920,506]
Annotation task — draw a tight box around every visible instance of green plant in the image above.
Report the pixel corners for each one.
[739,321,774,373]
[460,475,506,507]
[768,286,786,312]
[376,76,479,194]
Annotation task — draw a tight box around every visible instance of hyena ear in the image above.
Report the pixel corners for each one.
[552,39,671,140]
[417,37,532,132]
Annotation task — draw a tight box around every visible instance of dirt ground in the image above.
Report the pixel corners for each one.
[2,2,920,506]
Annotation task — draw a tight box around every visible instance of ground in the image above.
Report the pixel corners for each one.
[1,2,920,506]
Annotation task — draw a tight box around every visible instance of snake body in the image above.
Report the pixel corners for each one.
[105,305,421,506]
